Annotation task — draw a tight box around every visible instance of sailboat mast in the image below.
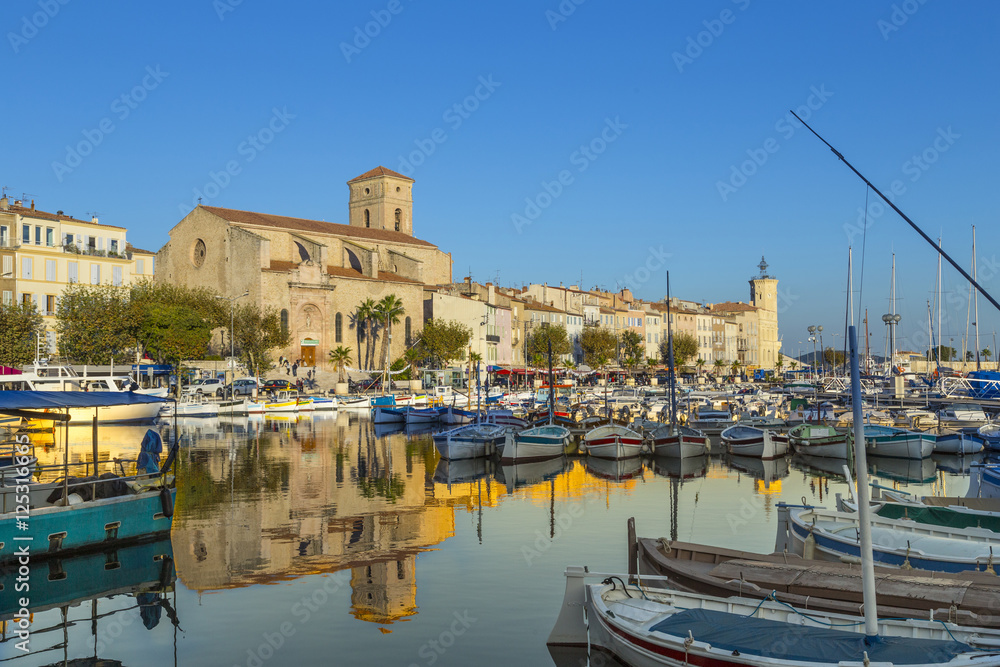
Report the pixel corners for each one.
[974,225,981,370]
[936,238,942,370]
[666,272,676,428]
[848,324,879,638]
[547,339,554,426]
[844,247,853,377]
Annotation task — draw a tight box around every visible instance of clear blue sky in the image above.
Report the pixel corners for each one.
[4,1,999,360]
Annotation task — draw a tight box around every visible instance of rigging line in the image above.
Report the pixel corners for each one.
[790,110,1000,316]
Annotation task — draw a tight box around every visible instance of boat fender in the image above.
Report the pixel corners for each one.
[160,486,174,518]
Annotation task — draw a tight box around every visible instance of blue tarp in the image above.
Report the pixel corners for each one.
[0,390,167,411]
[967,371,1000,400]
[649,609,974,665]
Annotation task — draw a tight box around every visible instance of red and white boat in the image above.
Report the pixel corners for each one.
[584,424,643,459]
[720,424,788,459]
[649,424,709,458]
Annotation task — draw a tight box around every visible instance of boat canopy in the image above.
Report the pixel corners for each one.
[0,390,167,412]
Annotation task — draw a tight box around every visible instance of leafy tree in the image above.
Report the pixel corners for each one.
[580,324,617,370]
[790,360,798,371]
[823,347,846,368]
[775,355,784,374]
[966,350,975,362]
[0,303,44,367]
[646,357,659,368]
[419,319,472,368]
[233,303,288,376]
[527,324,572,364]
[403,345,423,380]
[373,294,405,372]
[660,332,697,368]
[351,299,379,370]
[982,348,992,362]
[56,284,135,364]
[713,359,725,375]
[731,360,741,376]
[329,346,352,383]
[932,345,957,362]
[142,304,213,394]
[619,331,643,371]
[696,358,706,374]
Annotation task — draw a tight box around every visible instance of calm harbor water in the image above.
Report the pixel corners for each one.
[3,413,983,666]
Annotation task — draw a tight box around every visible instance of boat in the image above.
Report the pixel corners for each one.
[720,424,789,459]
[440,405,477,425]
[0,438,37,485]
[977,423,1000,451]
[339,395,372,409]
[686,406,733,432]
[635,537,1000,628]
[934,430,984,455]
[310,395,336,410]
[968,463,1000,499]
[863,424,935,459]
[483,410,528,429]
[649,424,709,458]
[584,424,644,459]
[842,491,1000,535]
[939,403,990,429]
[296,395,316,412]
[403,407,441,424]
[160,393,221,419]
[432,423,506,460]
[548,567,1000,667]
[504,343,570,463]
[264,390,299,413]
[780,504,1000,573]
[372,405,407,424]
[0,392,178,562]
[788,423,850,458]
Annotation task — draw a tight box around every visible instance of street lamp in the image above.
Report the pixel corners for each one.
[217,290,249,386]
[882,313,901,373]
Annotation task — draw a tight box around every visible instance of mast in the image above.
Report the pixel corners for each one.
[547,339,554,426]
[844,247,853,377]
[666,272,677,429]
[849,324,879,639]
[974,225,981,371]
[936,238,942,373]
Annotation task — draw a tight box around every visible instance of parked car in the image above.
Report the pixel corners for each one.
[184,378,225,397]
[226,378,260,397]
[262,379,293,393]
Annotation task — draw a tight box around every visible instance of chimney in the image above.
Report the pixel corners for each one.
[91,215,99,224]
[0,196,7,211]
[30,200,35,211]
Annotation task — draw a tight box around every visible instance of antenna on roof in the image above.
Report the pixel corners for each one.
[1,186,8,197]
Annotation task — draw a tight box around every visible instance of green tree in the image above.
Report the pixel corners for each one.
[982,348,992,362]
[329,346,353,383]
[823,347,846,369]
[373,294,405,371]
[0,303,44,367]
[526,324,572,364]
[580,324,617,370]
[56,284,135,364]
[790,360,798,371]
[696,358,706,374]
[233,303,288,376]
[619,331,643,371]
[775,355,784,374]
[660,332,697,368]
[351,299,379,370]
[142,304,213,394]
[731,360,741,377]
[932,345,957,362]
[713,359,725,376]
[419,319,472,368]
[966,350,975,362]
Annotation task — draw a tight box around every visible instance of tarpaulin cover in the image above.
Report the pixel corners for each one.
[876,502,1000,533]
[0,390,167,411]
[649,608,974,665]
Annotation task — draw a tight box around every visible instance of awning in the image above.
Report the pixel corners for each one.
[0,391,167,412]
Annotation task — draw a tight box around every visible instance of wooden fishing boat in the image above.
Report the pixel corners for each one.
[372,405,406,424]
[584,424,643,459]
[649,424,709,458]
[933,430,983,455]
[503,425,569,463]
[432,423,506,460]
[635,537,1000,628]
[720,424,788,459]
[788,423,850,458]
[863,424,935,459]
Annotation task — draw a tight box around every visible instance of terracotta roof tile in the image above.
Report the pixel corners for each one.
[710,301,758,313]
[325,265,420,284]
[201,205,435,247]
[126,243,155,255]
[267,260,297,272]
[347,166,414,183]
[2,204,126,230]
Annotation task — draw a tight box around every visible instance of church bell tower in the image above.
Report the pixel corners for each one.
[347,166,415,236]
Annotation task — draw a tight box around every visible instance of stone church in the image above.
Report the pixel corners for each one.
[155,167,452,371]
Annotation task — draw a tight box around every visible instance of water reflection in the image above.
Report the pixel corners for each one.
[6,415,979,664]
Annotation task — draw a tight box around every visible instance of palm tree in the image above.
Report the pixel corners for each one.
[731,360,741,378]
[403,345,423,382]
[713,359,725,377]
[354,299,378,369]
[790,360,798,371]
[374,294,405,372]
[775,355,784,375]
[695,358,706,374]
[329,346,352,384]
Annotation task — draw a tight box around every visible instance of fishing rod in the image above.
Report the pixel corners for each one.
[790,110,1000,316]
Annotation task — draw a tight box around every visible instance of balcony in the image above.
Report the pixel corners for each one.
[62,243,130,259]
[486,334,500,343]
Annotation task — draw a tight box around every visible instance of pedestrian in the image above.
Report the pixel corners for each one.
[278,355,284,366]
[296,378,304,393]
[286,363,290,376]
[292,363,298,377]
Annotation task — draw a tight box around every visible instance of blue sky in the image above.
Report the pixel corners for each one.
[4,0,999,360]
